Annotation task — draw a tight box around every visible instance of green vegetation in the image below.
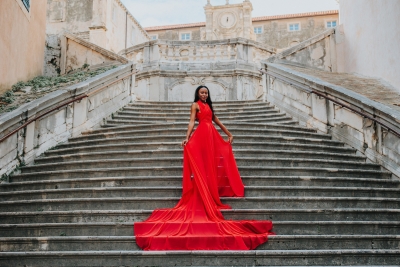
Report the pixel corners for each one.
[0,65,117,114]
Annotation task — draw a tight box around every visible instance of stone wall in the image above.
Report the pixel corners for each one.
[46,0,149,54]
[0,63,136,179]
[263,62,400,178]
[268,28,337,72]
[120,38,273,102]
[44,34,63,76]
[134,65,263,102]
[253,14,338,50]
[145,12,338,50]
[44,33,128,76]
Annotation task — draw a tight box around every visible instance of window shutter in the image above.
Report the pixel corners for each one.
[21,0,30,11]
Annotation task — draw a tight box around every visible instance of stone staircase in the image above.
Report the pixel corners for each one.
[1,100,399,266]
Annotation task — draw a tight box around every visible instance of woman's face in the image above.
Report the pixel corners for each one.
[198,88,208,102]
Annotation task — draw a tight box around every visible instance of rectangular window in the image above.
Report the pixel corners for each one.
[21,0,30,11]
[181,33,191,41]
[288,23,300,32]
[150,35,158,40]
[254,26,263,34]
[326,21,337,28]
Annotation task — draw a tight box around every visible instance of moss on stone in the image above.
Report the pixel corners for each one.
[0,65,117,114]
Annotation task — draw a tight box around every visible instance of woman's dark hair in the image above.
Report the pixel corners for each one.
[194,85,215,118]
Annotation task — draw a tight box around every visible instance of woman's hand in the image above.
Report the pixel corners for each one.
[227,135,234,144]
[181,138,189,147]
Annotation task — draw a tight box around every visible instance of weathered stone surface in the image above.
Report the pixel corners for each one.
[1,100,399,266]
[263,62,400,179]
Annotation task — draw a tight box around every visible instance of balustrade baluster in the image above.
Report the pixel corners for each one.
[167,44,174,61]
[174,46,180,61]
[215,45,222,61]
[230,44,237,60]
[195,45,201,61]
[201,45,208,61]
[189,45,195,61]
[160,44,167,61]
[209,45,215,60]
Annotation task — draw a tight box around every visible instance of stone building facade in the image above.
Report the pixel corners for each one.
[0,0,47,94]
[252,10,338,51]
[46,0,150,53]
[145,1,338,51]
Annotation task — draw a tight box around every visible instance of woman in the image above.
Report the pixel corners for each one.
[134,86,273,250]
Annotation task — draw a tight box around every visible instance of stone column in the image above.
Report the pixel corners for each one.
[204,5,214,41]
[242,1,253,40]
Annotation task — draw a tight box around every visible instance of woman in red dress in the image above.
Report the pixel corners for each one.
[134,86,274,250]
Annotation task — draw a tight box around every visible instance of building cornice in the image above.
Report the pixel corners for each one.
[145,10,339,32]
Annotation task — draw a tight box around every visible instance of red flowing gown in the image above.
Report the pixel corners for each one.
[134,101,274,250]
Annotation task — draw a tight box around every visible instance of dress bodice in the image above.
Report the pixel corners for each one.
[196,100,213,123]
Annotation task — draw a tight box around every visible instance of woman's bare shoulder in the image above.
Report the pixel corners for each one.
[191,102,199,110]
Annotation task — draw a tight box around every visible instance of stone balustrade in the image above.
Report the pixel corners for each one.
[263,62,400,178]
[0,64,136,179]
[119,38,276,66]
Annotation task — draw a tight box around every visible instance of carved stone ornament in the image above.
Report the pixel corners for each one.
[190,77,206,85]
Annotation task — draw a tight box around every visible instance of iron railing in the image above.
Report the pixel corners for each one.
[0,71,136,144]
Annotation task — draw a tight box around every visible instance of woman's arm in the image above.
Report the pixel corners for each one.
[213,115,234,144]
[181,103,198,146]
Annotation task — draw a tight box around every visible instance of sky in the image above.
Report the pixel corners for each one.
[120,0,339,28]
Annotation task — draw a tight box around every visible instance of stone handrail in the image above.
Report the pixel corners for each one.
[262,62,400,178]
[119,38,276,66]
[0,63,136,179]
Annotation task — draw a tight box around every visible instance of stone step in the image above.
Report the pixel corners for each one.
[1,196,400,212]
[2,186,400,202]
[55,136,343,151]
[11,167,391,183]
[43,142,356,157]
[1,235,399,252]
[130,100,267,107]
[2,176,399,193]
[112,112,287,122]
[122,104,274,113]
[72,128,325,142]
[105,116,294,125]
[35,149,363,164]
[61,134,336,149]
[117,107,279,117]
[139,100,264,104]
[103,120,300,128]
[22,158,378,174]
[2,221,399,237]
[69,128,331,143]
[1,209,399,224]
[82,122,315,135]
[1,250,399,266]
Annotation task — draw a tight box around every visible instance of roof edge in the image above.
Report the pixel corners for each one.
[145,10,339,32]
